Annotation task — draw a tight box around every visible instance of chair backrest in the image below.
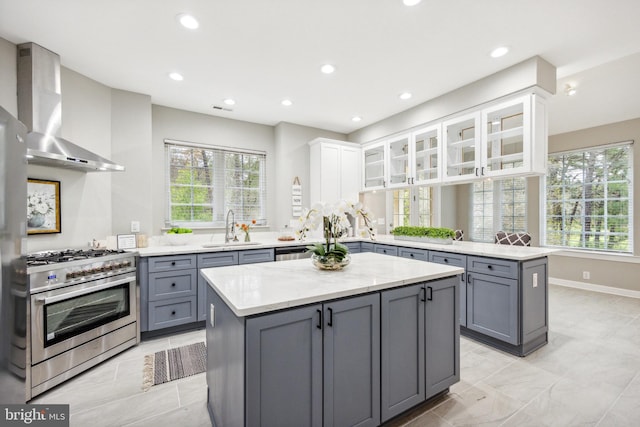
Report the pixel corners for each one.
[494,231,531,246]
[454,229,464,241]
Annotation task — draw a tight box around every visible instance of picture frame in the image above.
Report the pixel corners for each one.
[117,234,137,249]
[292,195,302,206]
[27,178,61,235]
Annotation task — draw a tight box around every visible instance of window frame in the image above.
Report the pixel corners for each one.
[470,177,528,243]
[164,139,267,228]
[541,141,633,254]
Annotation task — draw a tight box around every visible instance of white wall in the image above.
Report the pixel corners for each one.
[151,105,276,232]
[273,122,346,226]
[0,38,17,116]
[111,89,153,236]
[27,68,113,252]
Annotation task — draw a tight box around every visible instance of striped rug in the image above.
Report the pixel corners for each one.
[143,341,206,391]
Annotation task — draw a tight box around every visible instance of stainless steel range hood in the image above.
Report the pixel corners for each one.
[17,42,124,172]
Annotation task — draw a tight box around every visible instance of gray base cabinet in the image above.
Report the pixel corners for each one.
[211,289,381,427]
[324,294,380,427]
[207,278,457,426]
[463,256,548,356]
[428,251,467,326]
[140,249,274,333]
[380,277,459,423]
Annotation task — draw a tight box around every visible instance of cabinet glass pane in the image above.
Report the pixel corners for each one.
[485,102,524,172]
[414,129,439,181]
[445,118,476,177]
[364,145,385,188]
[389,137,409,185]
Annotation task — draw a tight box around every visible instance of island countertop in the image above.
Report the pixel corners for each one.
[201,252,464,317]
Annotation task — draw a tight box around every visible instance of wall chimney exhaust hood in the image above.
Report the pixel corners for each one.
[17,42,124,172]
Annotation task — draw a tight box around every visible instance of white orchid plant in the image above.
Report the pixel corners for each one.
[296,201,376,262]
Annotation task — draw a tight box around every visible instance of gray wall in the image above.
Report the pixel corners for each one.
[545,118,640,292]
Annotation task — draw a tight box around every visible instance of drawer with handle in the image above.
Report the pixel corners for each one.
[148,296,197,330]
[467,255,518,279]
[398,247,429,261]
[148,270,197,300]
[148,254,197,272]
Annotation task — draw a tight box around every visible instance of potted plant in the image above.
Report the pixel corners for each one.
[390,226,455,245]
[165,227,193,245]
[297,201,375,270]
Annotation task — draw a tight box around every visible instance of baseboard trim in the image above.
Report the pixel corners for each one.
[550,277,640,299]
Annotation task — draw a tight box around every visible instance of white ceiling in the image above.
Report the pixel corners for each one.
[1,0,640,136]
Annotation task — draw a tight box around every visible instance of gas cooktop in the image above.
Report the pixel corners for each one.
[26,249,127,267]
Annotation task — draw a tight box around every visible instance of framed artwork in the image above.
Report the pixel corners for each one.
[27,178,61,234]
[291,195,302,206]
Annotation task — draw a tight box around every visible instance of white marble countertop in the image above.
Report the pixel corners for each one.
[201,252,464,317]
[133,232,555,261]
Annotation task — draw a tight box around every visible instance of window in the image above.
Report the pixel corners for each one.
[391,187,433,228]
[544,142,633,253]
[166,141,267,227]
[471,177,527,242]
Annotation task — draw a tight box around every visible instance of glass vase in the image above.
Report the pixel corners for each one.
[311,253,351,271]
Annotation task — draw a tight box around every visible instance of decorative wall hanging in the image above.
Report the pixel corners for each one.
[27,178,61,234]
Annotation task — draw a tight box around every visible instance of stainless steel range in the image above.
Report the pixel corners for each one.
[26,249,139,400]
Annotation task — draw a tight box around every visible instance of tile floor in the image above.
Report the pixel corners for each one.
[32,284,640,426]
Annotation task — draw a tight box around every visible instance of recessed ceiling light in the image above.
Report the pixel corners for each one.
[403,0,422,6]
[177,14,199,29]
[281,99,293,106]
[321,64,335,74]
[399,92,412,100]
[565,84,577,96]
[352,116,362,122]
[168,72,184,81]
[490,46,509,58]
[223,98,236,106]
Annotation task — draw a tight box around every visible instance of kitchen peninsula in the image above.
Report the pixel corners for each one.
[201,252,464,427]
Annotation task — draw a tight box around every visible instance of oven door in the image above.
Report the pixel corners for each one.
[30,275,137,365]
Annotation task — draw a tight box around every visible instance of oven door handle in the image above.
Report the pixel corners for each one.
[35,276,135,305]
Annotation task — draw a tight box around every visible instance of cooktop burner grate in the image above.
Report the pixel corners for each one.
[26,249,127,267]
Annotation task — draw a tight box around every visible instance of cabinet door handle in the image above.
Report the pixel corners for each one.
[420,287,426,302]
[487,265,493,270]
[316,309,322,330]
[481,166,485,175]
[461,273,465,283]
[443,258,449,263]
[171,310,176,315]
[427,286,433,301]
[467,273,472,284]
[171,283,176,287]
[475,167,479,176]
[327,307,333,327]
[171,261,176,266]
[410,253,414,258]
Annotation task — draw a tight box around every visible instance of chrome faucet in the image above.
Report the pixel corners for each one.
[225,209,238,243]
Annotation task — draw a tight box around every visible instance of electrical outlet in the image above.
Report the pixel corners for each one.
[532,273,538,288]
[130,221,140,233]
[583,271,590,280]
[209,304,215,327]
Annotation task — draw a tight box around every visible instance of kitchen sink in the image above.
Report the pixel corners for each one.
[202,242,262,248]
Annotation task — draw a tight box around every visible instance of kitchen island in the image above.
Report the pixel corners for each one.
[201,252,464,427]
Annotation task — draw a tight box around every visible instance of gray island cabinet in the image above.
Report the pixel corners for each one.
[201,252,463,427]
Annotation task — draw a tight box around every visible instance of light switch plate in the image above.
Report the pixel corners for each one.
[130,221,140,233]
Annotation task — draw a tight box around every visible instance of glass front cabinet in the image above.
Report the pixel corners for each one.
[443,93,547,183]
[363,141,387,190]
[363,125,442,191]
[412,124,441,185]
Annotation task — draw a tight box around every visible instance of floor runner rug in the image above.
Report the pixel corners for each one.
[143,341,206,390]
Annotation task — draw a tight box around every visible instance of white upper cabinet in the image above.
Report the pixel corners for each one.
[387,134,411,188]
[412,124,442,185]
[442,93,547,183]
[363,140,387,191]
[309,138,362,204]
